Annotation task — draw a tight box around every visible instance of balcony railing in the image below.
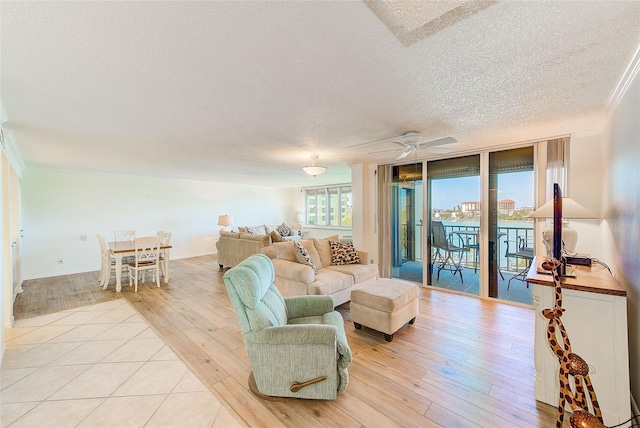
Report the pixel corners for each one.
[399,222,535,272]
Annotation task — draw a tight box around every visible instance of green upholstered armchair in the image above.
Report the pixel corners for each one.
[223,254,352,400]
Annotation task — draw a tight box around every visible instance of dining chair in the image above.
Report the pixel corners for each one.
[114,230,135,242]
[97,234,128,289]
[158,231,172,278]
[128,236,161,292]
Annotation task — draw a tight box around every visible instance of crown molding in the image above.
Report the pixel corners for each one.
[606,43,640,115]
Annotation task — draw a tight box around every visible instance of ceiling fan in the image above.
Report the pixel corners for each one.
[368,131,457,160]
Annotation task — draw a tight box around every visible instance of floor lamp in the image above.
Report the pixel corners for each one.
[528,197,598,255]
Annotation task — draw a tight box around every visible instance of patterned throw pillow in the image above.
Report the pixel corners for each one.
[276,223,292,237]
[293,242,317,272]
[329,240,360,265]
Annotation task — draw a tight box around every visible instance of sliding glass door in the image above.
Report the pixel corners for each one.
[382,146,535,305]
[391,163,423,282]
[426,155,481,296]
[488,147,535,305]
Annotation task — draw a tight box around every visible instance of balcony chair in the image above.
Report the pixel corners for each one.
[223,254,352,400]
[431,221,466,283]
[504,236,534,289]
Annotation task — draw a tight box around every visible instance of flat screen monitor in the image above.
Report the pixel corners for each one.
[553,183,562,262]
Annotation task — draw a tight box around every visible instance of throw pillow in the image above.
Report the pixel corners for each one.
[276,223,292,238]
[293,242,317,272]
[270,230,285,242]
[329,240,360,265]
[313,235,339,268]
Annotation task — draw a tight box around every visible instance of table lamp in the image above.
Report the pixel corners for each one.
[528,197,598,255]
[217,214,234,232]
[292,213,304,231]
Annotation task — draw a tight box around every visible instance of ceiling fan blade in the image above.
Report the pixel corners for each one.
[422,136,457,147]
[396,147,414,160]
[422,147,452,154]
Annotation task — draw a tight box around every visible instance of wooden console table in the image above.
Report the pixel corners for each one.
[526,257,630,425]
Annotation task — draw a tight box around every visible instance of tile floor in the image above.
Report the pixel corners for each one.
[1,299,242,428]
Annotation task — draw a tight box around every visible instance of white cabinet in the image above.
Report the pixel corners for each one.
[529,260,630,426]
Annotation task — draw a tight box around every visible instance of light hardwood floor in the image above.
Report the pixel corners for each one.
[13,255,562,427]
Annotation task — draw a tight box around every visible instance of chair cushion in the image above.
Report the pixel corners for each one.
[227,254,275,309]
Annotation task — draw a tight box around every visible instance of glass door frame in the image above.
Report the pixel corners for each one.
[418,143,538,303]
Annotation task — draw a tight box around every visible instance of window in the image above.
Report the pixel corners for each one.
[305,185,352,228]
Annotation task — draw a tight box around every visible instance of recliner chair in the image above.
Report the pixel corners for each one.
[223,254,352,400]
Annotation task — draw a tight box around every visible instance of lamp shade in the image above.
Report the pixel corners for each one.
[217,215,234,227]
[302,165,326,177]
[528,197,599,219]
[293,213,304,223]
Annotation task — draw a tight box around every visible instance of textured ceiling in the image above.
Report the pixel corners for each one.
[1,1,639,188]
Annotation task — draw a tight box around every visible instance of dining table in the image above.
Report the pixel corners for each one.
[108,240,172,292]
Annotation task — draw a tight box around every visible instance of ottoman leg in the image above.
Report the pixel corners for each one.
[354,322,362,330]
[409,317,416,325]
[384,333,394,342]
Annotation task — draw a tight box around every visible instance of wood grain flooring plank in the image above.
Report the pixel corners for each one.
[13,255,561,427]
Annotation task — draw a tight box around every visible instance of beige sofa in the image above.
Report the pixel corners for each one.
[259,237,378,307]
[216,231,272,269]
[216,225,301,269]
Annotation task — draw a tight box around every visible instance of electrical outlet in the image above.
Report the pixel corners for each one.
[57,258,63,264]
[80,235,87,241]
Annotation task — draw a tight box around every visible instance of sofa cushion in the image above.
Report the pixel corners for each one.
[293,242,317,272]
[270,230,285,242]
[329,240,360,265]
[239,233,271,246]
[245,225,267,235]
[313,235,339,269]
[271,241,295,262]
[220,231,241,239]
[325,263,378,284]
[308,269,354,296]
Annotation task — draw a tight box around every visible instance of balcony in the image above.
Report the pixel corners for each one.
[396,222,535,305]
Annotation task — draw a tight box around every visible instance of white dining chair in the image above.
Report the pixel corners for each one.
[114,230,135,242]
[97,234,128,289]
[158,231,172,278]
[128,236,161,292]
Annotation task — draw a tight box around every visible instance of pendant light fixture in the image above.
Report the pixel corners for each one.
[302,154,326,177]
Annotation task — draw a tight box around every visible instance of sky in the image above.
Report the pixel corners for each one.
[431,171,534,210]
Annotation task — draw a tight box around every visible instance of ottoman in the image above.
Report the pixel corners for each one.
[350,278,419,342]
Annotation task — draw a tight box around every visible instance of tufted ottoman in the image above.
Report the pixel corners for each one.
[350,278,419,342]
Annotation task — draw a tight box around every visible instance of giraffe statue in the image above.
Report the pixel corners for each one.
[540,259,604,428]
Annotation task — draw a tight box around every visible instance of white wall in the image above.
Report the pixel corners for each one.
[601,56,640,404]
[21,167,295,279]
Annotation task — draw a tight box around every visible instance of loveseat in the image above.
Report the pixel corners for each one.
[216,224,301,269]
[259,237,378,307]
